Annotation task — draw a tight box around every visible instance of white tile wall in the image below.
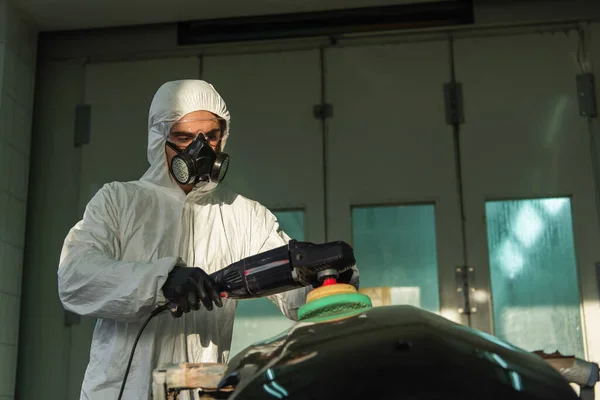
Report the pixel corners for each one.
[0,1,38,399]
[0,191,7,243]
[0,243,22,297]
[0,343,15,397]
[0,45,4,101]
[6,196,26,248]
[8,147,29,201]
[0,1,5,42]
[0,293,19,345]
[0,94,10,141]
[12,101,32,155]
[2,51,15,101]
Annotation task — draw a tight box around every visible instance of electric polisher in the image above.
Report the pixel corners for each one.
[210,239,357,299]
[209,238,372,321]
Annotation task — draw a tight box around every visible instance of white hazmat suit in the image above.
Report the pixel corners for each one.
[57,80,322,400]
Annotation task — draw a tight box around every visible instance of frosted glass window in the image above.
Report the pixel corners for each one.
[485,198,584,357]
[230,210,304,358]
[352,204,440,312]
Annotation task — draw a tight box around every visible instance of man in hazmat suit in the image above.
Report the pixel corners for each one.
[57,79,359,400]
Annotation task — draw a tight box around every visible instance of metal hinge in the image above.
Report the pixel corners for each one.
[74,104,92,147]
[455,266,476,314]
[444,82,464,125]
[313,103,333,120]
[576,73,598,118]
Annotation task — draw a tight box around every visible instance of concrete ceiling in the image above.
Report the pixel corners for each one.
[13,0,444,32]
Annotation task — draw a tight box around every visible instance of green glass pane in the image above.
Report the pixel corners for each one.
[351,204,440,313]
[273,210,305,241]
[230,210,304,358]
[485,198,584,357]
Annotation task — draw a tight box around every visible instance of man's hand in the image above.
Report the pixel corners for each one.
[162,265,223,318]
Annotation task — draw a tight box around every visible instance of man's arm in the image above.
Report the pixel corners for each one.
[260,225,311,321]
[57,183,177,322]
[254,207,360,321]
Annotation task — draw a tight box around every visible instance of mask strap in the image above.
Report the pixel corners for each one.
[165,140,183,153]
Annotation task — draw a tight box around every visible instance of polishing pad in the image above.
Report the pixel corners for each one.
[298,283,373,321]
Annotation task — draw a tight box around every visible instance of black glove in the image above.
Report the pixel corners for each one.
[162,265,223,317]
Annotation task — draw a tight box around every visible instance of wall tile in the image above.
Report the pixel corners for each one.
[6,4,36,64]
[0,343,15,396]
[8,146,28,200]
[0,44,4,105]
[5,196,25,248]
[13,27,36,72]
[19,27,38,69]
[12,245,21,297]
[0,293,19,345]
[0,1,6,45]
[20,63,34,110]
[0,94,13,144]
[0,140,9,192]
[0,243,7,295]
[0,242,5,293]
[2,49,15,100]
[4,1,22,50]
[11,104,30,155]
[0,192,7,243]
[12,58,27,108]
[1,243,22,297]
[0,3,38,398]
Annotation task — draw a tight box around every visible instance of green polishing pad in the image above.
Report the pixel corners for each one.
[298,292,373,321]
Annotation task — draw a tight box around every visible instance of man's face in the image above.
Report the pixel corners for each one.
[165,110,224,192]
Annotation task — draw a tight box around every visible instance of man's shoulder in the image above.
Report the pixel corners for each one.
[93,179,155,202]
[215,185,262,206]
[213,185,271,213]
[99,179,147,193]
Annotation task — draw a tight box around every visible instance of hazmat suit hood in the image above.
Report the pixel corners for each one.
[141,79,231,195]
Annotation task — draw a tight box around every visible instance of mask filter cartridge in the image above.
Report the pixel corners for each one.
[167,135,230,185]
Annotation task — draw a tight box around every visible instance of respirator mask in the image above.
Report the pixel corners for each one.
[166,133,230,186]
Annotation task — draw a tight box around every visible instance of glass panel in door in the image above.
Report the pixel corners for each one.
[485,197,584,358]
[352,204,440,313]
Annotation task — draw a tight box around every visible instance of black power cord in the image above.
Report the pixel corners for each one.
[117,303,171,400]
